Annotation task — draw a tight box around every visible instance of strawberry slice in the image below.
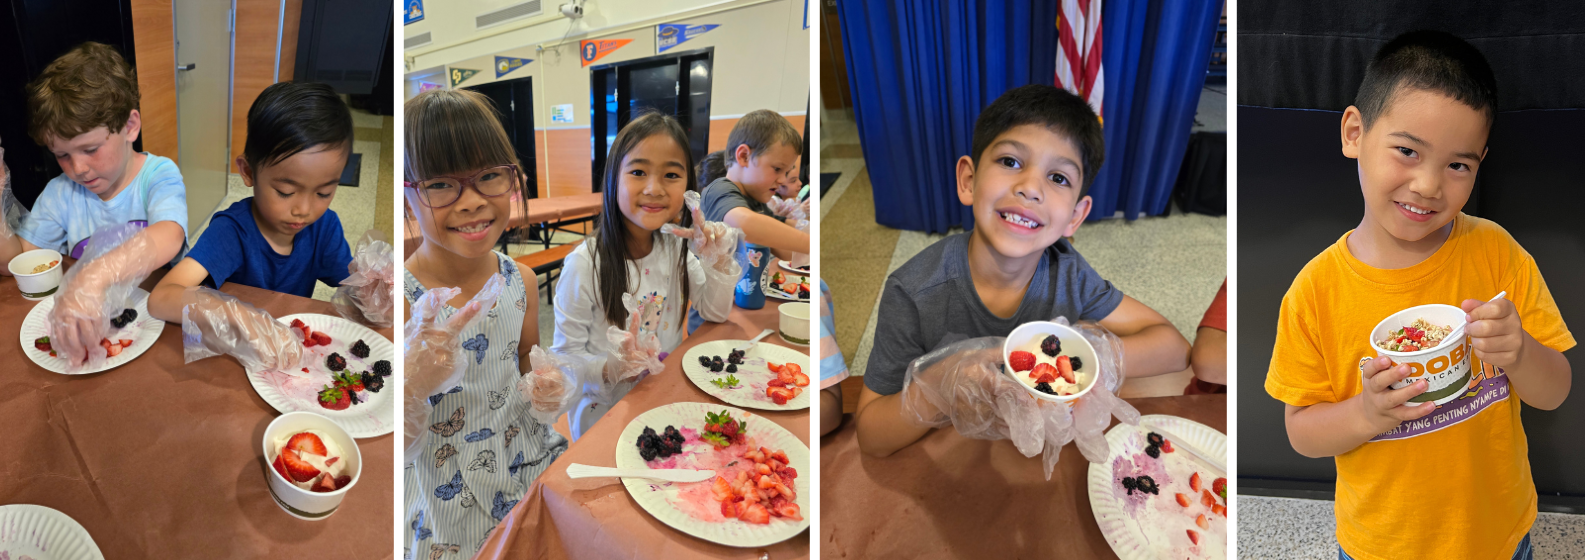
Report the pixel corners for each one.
[1162,439,1175,453]
[766,362,784,374]
[1175,493,1191,507]
[106,343,122,357]
[1212,504,1226,516]
[271,454,291,481]
[738,502,771,524]
[313,473,338,493]
[279,449,321,483]
[118,339,132,347]
[291,318,307,330]
[1008,350,1037,372]
[1055,355,1075,383]
[1190,472,1202,493]
[766,386,796,405]
[790,371,811,387]
[1030,363,1058,382]
[1187,530,1200,545]
[767,378,786,388]
[311,331,332,346]
[720,498,739,518]
[1196,513,1209,529]
[333,475,352,488]
[287,432,328,456]
[770,499,802,520]
[1201,489,1216,507]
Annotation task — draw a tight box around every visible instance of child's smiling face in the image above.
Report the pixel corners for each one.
[407,165,515,259]
[617,133,689,232]
[957,124,1092,261]
[241,145,344,240]
[732,142,798,204]
[1345,88,1488,244]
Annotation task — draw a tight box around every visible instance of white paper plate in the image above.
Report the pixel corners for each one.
[681,341,811,411]
[0,504,104,560]
[1088,415,1228,560]
[20,289,162,375]
[245,314,395,438]
[759,269,809,302]
[615,402,809,547]
[777,260,809,274]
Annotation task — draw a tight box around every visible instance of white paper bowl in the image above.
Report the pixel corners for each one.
[1366,304,1471,405]
[778,302,810,346]
[262,412,362,520]
[8,248,63,300]
[1003,321,1100,403]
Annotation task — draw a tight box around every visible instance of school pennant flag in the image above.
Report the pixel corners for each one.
[450,68,480,87]
[580,39,633,67]
[657,24,719,53]
[495,56,532,78]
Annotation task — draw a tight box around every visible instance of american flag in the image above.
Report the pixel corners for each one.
[1056,0,1104,118]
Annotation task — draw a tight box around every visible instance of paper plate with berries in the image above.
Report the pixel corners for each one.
[21,288,163,375]
[681,340,812,411]
[777,260,809,274]
[244,314,395,438]
[616,402,809,547]
[0,504,105,560]
[1087,415,1228,560]
[760,269,810,302]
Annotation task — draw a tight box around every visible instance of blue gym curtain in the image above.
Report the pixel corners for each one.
[839,0,1222,230]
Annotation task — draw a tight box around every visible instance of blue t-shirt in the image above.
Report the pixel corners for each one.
[187,198,352,298]
[19,153,189,264]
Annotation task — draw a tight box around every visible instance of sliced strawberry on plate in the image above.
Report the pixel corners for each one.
[1190,472,1202,493]
[711,476,735,501]
[1161,439,1174,453]
[311,331,332,346]
[1175,493,1191,507]
[719,498,739,518]
[769,450,789,464]
[790,370,810,387]
[1187,530,1200,545]
[738,502,771,524]
[1212,504,1226,516]
[766,362,784,374]
[766,386,796,405]
[1196,513,1209,529]
[1008,350,1037,372]
[1201,489,1216,507]
[280,449,321,483]
[106,343,122,357]
[768,496,803,520]
[767,378,786,388]
[118,339,132,347]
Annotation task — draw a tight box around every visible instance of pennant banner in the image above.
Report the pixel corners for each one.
[656,24,719,53]
[495,56,532,78]
[580,39,633,67]
[450,68,480,87]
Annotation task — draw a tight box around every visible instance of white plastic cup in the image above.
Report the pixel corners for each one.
[262,412,362,520]
[1362,304,1471,405]
[778,302,811,345]
[1003,321,1099,404]
[8,249,62,301]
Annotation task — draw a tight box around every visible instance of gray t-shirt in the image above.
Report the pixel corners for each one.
[699,177,775,223]
[863,233,1125,395]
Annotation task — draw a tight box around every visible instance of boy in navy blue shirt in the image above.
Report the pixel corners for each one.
[149,82,359,323]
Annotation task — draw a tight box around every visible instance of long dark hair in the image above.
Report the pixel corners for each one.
[593,112,697,327]
[403,89,530,242]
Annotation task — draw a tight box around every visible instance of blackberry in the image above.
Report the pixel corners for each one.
[643,426,657,438]
[698,356,712,367]
[726,364,737,373]
[350,339,371,359]
[664,426,683,444]
[326,353,347,371]
[110,316,128,329]
[1122,477,1137,495]
[1146,432,1164,447]
[1035,382,1056,395]
[1040,335,1061,357]
[1069,356,1083,371]
[711,361,724,372]
[362,372,384,393]
[1145,445,1160,459]
[1135,475,1159,494]
[373,360,392,377]
[640,446,658,461]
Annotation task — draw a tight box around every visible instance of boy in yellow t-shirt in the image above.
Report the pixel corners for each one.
[1266,31,1572,560]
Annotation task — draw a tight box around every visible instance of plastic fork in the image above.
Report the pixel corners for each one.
[565,463,716,483]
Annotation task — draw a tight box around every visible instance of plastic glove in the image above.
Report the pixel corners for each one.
[1054,317,1141,464]
[0,143,26,240]
[767,196,807,223]
[662,190,743,278]
[404,274,503,463]
[332,230,395,327]
[47,222,156,372]
[181,287,304,373]
[517,345,581,425]
[601,292,664,395]
[898,337,1046,458]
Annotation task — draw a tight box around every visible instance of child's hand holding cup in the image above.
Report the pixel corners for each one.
[1358,356,1435,433]
[1460,296,1525,368]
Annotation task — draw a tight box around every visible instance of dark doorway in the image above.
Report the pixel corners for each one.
[465,75,540,200]
[589,47,714,192]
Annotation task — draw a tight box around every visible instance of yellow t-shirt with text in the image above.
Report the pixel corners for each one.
[1265,214,1573,560]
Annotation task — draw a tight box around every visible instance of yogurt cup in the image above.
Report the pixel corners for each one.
[778,302,810,345]
[8,249,63,301]
[262,412,362,520]
[1363,304,1471,405]
[1003,321,1099,404]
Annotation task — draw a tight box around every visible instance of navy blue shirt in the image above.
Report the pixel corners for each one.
[188,198,352,298]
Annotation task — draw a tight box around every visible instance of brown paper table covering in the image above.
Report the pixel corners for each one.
[820,394,1227,559]
[0,269,394,558]
[476,304,812,560]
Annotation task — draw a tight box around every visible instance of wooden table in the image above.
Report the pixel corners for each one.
[819,394,1226,559]
[476,304,812,560]
[0,270,393,558]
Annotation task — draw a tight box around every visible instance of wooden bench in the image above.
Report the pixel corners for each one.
[513,242,579,305]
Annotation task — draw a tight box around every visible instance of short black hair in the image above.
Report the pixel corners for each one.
[243,81,354,170]
[971,84,1105,196]
[1355,30,1497,130]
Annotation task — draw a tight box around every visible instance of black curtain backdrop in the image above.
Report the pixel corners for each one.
[1238,1,1585,510]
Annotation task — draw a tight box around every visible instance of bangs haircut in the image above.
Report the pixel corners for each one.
[592,110,697,327]
[26,42,140,146]
[970,84,1105,196]
[402,89,529,235]
[242,82,353,170]
[1354,30,1498,130]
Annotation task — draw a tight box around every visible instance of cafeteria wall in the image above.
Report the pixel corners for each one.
[402,0,809,199]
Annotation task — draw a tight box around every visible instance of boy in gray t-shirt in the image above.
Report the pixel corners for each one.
[854,85,1191,457]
